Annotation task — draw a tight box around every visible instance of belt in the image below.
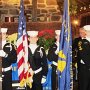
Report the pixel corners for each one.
[52,61,57,66]
[34,67,42,74]
[80,59,85,64]
[2,65,12,72]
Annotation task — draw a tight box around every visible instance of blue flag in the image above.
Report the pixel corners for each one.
[57,0,73,90]
[12,63,19,81]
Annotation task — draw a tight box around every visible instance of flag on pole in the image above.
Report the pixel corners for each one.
[17,0,33,88]
[57,0,73,90]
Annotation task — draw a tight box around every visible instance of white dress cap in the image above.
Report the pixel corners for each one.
[83,25,90,31]
[1,28,8,33]
[55,30,61,35]
[27,31,38,37]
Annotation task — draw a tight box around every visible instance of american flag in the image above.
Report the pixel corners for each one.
[17,0,33,88]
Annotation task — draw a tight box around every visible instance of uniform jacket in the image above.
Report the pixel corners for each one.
[28,46,48,76]
[73,37,90,67]
[2,43,17,68]
[47,44,58,67]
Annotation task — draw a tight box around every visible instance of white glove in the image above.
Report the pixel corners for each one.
[0,50,7,57]
[41,76,46,84]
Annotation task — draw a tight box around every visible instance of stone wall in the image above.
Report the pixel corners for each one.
[0,0,32,22]
[0,0,62,22]
[37,0,61,22]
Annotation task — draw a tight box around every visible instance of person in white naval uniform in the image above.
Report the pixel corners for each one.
[0,43,17,90]
[55,30,61,54]
[27,31,48,90]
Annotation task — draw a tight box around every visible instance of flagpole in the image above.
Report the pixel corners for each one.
[67,0,70,44]
[25,83,27,90]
